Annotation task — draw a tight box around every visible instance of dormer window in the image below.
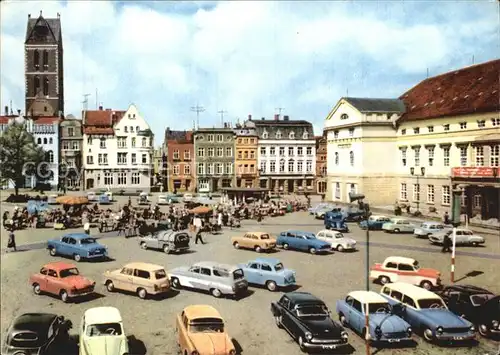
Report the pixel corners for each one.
[275,130,282,139]
[262,131,269,139]
[413,127,420,134]
[289,131,295,139]
[340,114,348,120]
[303,131,309,139]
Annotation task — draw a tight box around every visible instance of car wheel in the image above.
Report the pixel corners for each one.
[283,243,289,250]
[423,327,434,342]
[233,242,240,249]
[266,280,277,291]
[105,280,115,292]
[339,313,348,327]
[49,248,56,256]
[60,290,69,303]
[211,288,222,298]
[337,245,344,252]
[309,247,317,254]
[171,277,181,289]
[137,288,147,299]
[254,245,262,253]
[163,245,171,254]
[379,276,390,285]
[420,280,433,290]
[478,324,490,337]
[393,228,400,233]
[140,242,147,250]
[275,315,283,328]
[33,283,41,295]
[74,254,81,262]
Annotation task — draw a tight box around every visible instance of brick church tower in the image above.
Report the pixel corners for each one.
[25,11,64,117]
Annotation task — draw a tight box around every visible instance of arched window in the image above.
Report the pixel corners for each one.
[350,151,354,166]
[43,50,48,68]
[303,131,309,139]
[49,137,53,144]
[279,159,285,172]
[34,76,40,94]
[46,150,54,163]
[37,138,42,144]
[141,138,146,147]
[335,152,339,165]
[34,50,40,68]
[289,131,295,139]
[43,138,48,144]
[275,130,282,139]
[43,77,49,96]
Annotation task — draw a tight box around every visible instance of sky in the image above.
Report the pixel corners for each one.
[1,1,498,145]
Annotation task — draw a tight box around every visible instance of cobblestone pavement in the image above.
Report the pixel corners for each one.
[1,196,499,355]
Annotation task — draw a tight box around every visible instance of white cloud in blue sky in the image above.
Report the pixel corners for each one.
[1,1,498,144]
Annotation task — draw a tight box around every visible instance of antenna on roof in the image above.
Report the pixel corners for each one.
[275,107,284,116]
[39,10,42,17]
[218,109,227,127]
[81,93,90,111]
[191,103,205,129]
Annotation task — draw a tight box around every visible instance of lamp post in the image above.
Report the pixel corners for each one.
[410,167,426,213]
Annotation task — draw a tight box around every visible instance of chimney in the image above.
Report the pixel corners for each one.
[99,105,103,110]
[17,109,21,116]
[274,114,279,121]
[261,117,265,120]
[248,114,252,120]
[4,106,8,115]
[284,115,289,121]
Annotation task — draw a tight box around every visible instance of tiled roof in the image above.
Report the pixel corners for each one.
[164,129,193,143]
[26,14,61,43]
[83,109,125,135]
[253,119,312,126]
[83,127,114,135]
[0,116,11,124]
[343,98,406,113]
[399,59,500,122]
[34,116,60,124]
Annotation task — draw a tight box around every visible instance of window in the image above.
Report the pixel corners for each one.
[260,161,266,173]
[270,146,275,155]
[141,138,146,147]
[340,113,348,120]
[184,150,190,160]
[352,300,362,313]
[216,163,223,175]
[207,134,214,142]
[131,172,140,185]
[197,148,204,157]
[400,183,407,200]
[413,184,420,201]
[427,185,435,203]
[335,152,339,165]
[459,146,467,166]
[142,154,147,164]
[207,164,214,175]
[170,164,179,175]
[443,124,450,131]
[173,150,180,159]
[491,145,499,166]
[225,147,232,157]
[216,147,223,157]
[428,146,434,166]
[427,126,434,133]
[275,131,282,139]
[131,153,136,164]
[225,163,232,175]
[43,138,48,144]
[262,131,268,139]
[414,147,420,166]
[237,151,242,160]
[34,49,40,68]
[413,127,420,134]
[334,130,339,139]
[197,163,205,175]
[303,131,309,139]
[34,75,40,93]
[473,194,481,208]
[279,147,285,156]
[131,137,136,147]
[98,154,103,165]
[117,137,127,148]
[270,161,276,173]
[297,147,303,156]
[402,295,416,308]
[306,147,312,156]
[207,148,214,157]
[250,150,255,159]
[401,149,407,166]
[349,183,356,195]
[442,185,451,205]
[459,122,467,129]
[398,264,414,271]
[124,126,128,133]
[184,164,190,175]
[492,118,500,126]
[348,128,354,137]
[401,129,406,135]
[42,50,48,68]
[43,77,49,96]
[477,120,485,128]
[349,151,354,166]
[117,172,126,185]
[297,161,303,172]
[475,146,484,166]
[216,134,223,142]
[260,147,266,156]
[37,138,42,144]
[334,182,340,200]
[289,131,295,139]
[443,147,450,166]
[136,125,139,132]
[100,138,106,148]
[104,172,113,185]
[117,153,127,165]
[288,159,294,172]
[62,141,69,150]
[86,156,93,164]
[279,159,285,173]
[306,161,312,173]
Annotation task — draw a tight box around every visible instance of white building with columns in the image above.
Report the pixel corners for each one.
[82,104,154,191]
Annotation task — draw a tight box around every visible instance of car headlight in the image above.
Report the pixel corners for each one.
[407,327,412,335]
[492,320,499,328]
[470,325,475,332]
[436,326,443,334]
[305,332,313,340]
[341,331,348,339]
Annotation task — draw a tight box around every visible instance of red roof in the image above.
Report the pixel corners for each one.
[83,109,126,135]
[399,59,500,122]
[42,261,77,272]
[34,116,60,124]
[0,116,10,124]
[84,127,114,135]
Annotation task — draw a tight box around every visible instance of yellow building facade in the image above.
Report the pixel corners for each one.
[235,121,259,188]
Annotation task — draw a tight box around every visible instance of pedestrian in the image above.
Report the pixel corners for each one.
[406,205,411,215]
[7,227,16,252]
[443,211,450,225]
[84,222,90,235]
[442,233,452,253]
[321,194,325,202]
[193,215,205,244]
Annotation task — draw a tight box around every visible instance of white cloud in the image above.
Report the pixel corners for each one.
[0,1,497,145]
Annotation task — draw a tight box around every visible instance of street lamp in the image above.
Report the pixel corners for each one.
[410,167,426,213]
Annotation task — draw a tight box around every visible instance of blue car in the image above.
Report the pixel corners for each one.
[324,211,349,232]
[380,283,476,343]
[359,215,392,230]
[336,291,412,343]
[47,233,108,262]
[413,222,452,238]
[238,258,296,291]
[276,230,332,254]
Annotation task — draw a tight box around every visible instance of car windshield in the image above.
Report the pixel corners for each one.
[154,269,167,279]
[418,298,446,309]
[60,268,79,278]
[335,233,344,239]
[189,318,224,333]
[260,234,270,240]
[86,323,122,336]
[233,269,244,280]
[412,261,420,270]
[302,234,315,240]
[80,238,97,244]
[470,294,495,306]
[368,302,391,313]
[296,305,329,317]
[274,263,284,272]
[9,331,44,348]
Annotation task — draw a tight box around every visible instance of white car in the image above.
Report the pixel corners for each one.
[316,229,357,252]
[79,307,129,355]
[87,192,99,202]
[429,228,486,247]
[183,193,193,202]
[157,194,170,205]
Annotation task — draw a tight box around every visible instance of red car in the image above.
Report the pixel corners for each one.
[29,262,95,303]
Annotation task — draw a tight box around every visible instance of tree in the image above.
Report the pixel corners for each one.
[0,122,46,195]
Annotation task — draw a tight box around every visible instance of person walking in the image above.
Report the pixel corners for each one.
[193,215,205,244]
[7,227,16,252]
[84,222,91,235]
[442,233,452,253]
[443,211,450,225]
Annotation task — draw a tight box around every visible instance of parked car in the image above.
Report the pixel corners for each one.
[429,228,485,247]
[183,193,193,202]
[369,256,441,290]
[380,283,476,343]
[168,261,248,298]
[176,305,236,355]
[139,230,190,254]
[359,215,391,230]
[87,191,98,202]
[382,218,417,233]
[437,285,500,337]
[103,262,171,299]
[336,291,412,343]
[79,307,129,355]
[308,203,333,215]
[276,230,332,254]
[324,211,349,232]
[231,232,276,253]
[316,229,356,252]
[238,257,296,291]
[30,262,95,303]
[271,292,350,352]
[98,194,111,205]
[2,313,72,355]
[47,233,108,262]
[414,222,451,238]
[137,192,150,205]
[314,205,337,219]
[157,194,170,205]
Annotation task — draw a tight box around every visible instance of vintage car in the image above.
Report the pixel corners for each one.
[103,191,113,201]
[47,233,108,262]
[176,305,236,355]
[414,221,451,238]
[342,206,365,222]
[380,283,476,343]
[137,192,150,205]
[139,230,190,254]
[314,204,336,219]
[336,291,412,343]
[271,292,350,352]
[429,228,486,247]
[437,285,500,337]
[30,262,96,303]
[98,194,111,205]
[79,307,129,355]
[237,258,296,291]
[276,230,332,254]
[168,261,248,298]
[316,229,356,252]
[2,313,72,355]
[183,193,194,202]
[87,191,99,202]
[103,262,171,299]
[324,211,349,232]
[359,215,392,230]
[231,232,276,252]
[308,203,332,215]
[382,218,417,233]
[369,256,441,290]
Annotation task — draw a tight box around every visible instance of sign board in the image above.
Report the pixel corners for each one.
[451,167,496,178]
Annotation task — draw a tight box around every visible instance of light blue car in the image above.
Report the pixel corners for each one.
[238,258,296,291]
[276,230,332,255]
[413,222,451,238]
[47,233,108,262]
[336,291,412,343]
